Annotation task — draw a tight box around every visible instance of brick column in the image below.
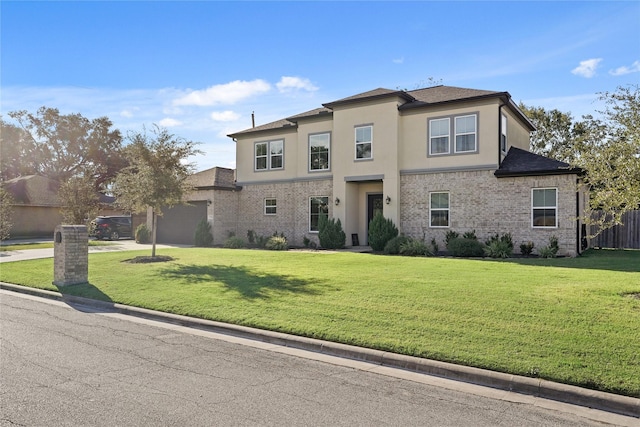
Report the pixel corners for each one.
[52,225,89,286]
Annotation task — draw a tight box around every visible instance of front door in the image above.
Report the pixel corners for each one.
[367,193,384,243]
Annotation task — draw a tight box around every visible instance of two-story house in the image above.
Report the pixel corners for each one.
[218,85,586,256]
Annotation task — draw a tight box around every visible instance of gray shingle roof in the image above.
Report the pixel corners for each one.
[227,85,521,137]
[188,167,237,190]
[495,147,582,177]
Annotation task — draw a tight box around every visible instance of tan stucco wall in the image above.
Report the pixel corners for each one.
[400,170,581,257]
[235,127,298,184]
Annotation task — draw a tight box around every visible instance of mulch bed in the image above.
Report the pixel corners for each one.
[122,255,174,264]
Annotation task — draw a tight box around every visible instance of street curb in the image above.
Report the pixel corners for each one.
[2,282,638,419]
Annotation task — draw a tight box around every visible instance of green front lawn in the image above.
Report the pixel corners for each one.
[0,240,114,251]
[1,248,639,397]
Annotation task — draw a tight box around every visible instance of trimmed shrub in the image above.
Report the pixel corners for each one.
[430,238,439,254]
[462,230,478,240]
[520,241,535,256]
[265,236,288,251]
[318,213,346,249]
[444,230,460,246]
[223,236,245,249]
[538,235,560,258]
[399,238,433,257]
[447,237,485,257]
[194,218,213,247]
[135,224,150,244]
[484,240,512,258]
[368,212,398,251]
[384,235,410,255]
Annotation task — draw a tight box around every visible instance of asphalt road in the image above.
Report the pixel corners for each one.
[1,291,634,426]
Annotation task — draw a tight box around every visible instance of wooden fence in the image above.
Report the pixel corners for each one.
[589,210,640,249]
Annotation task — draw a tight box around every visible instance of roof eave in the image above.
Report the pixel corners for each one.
[323,90,415,109]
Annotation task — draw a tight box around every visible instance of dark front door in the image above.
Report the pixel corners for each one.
[367,193,384,243]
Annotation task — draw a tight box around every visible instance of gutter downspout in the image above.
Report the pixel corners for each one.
[576,178,582,256]
[498,103,504,167]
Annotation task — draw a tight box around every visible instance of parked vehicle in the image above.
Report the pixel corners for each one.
[90,216,133,240]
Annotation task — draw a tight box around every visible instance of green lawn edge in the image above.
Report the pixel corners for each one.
[1,248,639,397]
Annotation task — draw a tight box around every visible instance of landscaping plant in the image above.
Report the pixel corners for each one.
[368,212,398,251]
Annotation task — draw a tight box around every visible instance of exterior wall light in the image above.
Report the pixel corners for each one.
[335,197,340,206]
[385,195,391,205]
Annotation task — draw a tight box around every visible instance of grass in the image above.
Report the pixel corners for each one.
[1,248,639,397]
[0,240,115,251]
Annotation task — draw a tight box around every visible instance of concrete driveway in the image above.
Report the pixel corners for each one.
[0,239,190,263]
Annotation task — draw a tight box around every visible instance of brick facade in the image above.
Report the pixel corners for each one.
[400,170,580,256]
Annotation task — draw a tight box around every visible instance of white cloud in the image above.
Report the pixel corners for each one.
[393,57,404,64]
[609,60,640,76]
[159,117,182,127]
[211,110,240,122]
[173,79,271,106]
[571,58,602,78]
[276,76,318,93]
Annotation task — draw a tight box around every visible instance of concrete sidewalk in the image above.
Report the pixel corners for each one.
[0,281,638,420]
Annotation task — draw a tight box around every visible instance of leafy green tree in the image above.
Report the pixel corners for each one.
[112,126,200,257]
[0,185,14,241]
[5,107,125,189]
[521,84,639,231]
[58,175,100,225]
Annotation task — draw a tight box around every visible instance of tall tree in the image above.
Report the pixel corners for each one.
[5,107,126,189]
[0,119,37,181]
[0,185,14,241]
[112,126,200,257]
[521,84,640,231]
[58,175,101,225]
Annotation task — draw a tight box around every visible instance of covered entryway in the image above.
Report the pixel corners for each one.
[366,193,383,243]
[156,201,207,245]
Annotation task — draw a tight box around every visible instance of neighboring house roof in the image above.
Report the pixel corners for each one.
[3,175,61,206]
[189,167,238,190]
[494,147,582,177]
[228,85,532,138]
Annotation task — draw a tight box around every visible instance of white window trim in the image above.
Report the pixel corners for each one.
[429,191,450,228]
[531,188,558,228]
[429,117,451,156]
[308,132,331,172]
[264,198,277,215]
[254,139,284,171]
[309,196,329,233]
[354,125,373,160]
[454,114,477,154]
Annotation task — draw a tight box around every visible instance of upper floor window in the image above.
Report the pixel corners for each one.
[501,114,508,154]
[429,118,450,155]
[532,188,557,228]
[255,139,284,171]
[455,115,477,153]
[355,125,372,160]
[264,198,277,215]
[309,133,330,171]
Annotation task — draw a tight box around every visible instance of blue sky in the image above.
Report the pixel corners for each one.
[2,1,639,171]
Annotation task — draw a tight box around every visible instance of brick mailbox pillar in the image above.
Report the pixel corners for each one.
[53,225,89,286]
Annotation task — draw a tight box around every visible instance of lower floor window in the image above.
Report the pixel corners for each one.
[532,188,558,227]
[264,198,276,215]
[430,192,449,227]
[309,196,329,232]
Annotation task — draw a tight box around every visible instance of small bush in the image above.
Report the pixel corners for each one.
[303,236,311,248]
[384,235,411,255]
[399,238,433,257]
[194,218,213,247]
[368,212,399,251]
[444,230,460,246]
[247,230,257,245]
[223,236,245,249]
[484,240,512,258]
[265,236,288,251]
[447,237,485,257]
[430,238,439,253]
[462,230,478,240]
[520,241,535,256]
[318,213,346,249]
[135,224,150,244]
[538,235,560,258]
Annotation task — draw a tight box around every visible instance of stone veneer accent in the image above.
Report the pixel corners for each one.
[400,170,580,257]
[234,179,333,247]
[53,225,88,286]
